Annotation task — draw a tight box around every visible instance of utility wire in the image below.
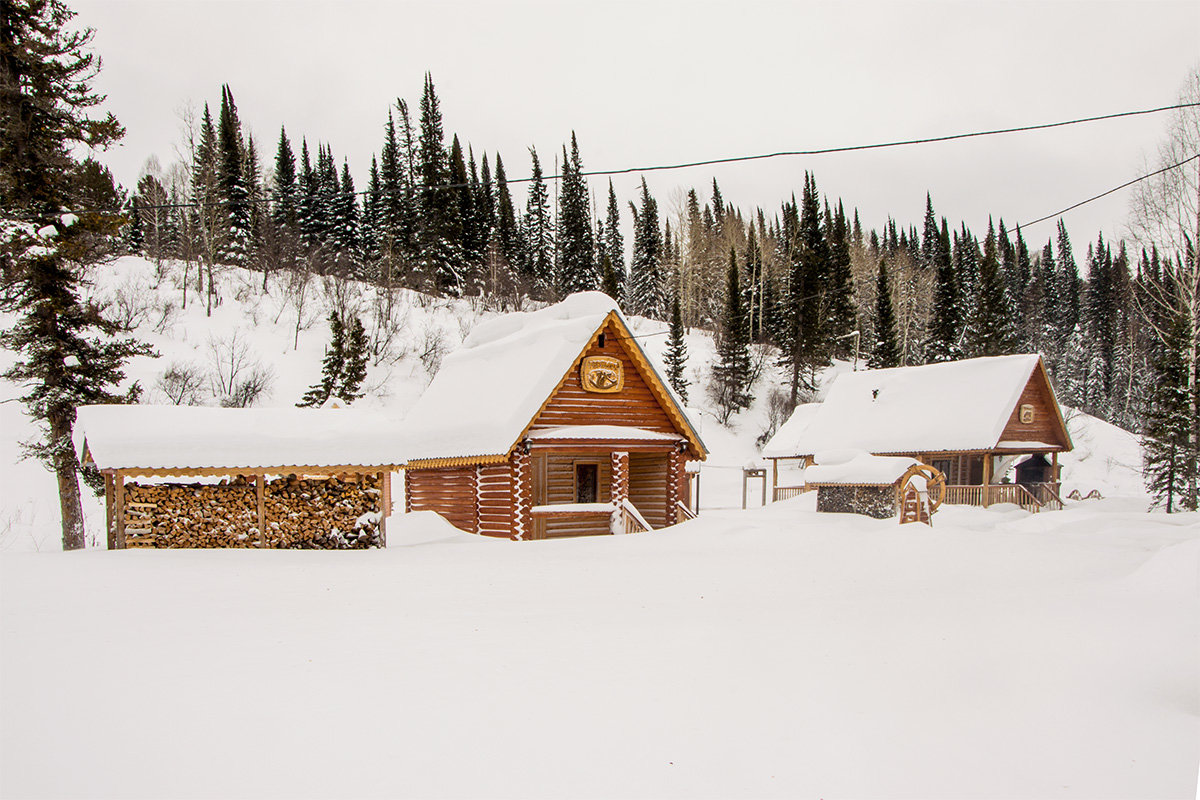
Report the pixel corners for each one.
[115,101,1199,212]
[1016,152,1200,229]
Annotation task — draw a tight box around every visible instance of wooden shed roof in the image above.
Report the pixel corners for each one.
[75,405,405,474]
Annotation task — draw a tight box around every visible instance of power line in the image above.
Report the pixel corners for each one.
[1017,152,1200,229]
[118,101,1198,212]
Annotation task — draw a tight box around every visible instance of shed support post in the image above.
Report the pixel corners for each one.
[114,471,126,549]
[982,454,993,507]
[380,470,391,547]
[104,472,115,550]
[1052,451,1059,483]
[256,473,266,548]
[771,459,778,502]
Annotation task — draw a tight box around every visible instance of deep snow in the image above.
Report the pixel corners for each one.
[1,257,1197,798]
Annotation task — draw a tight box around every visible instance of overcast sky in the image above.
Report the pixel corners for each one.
[73,0,1198,251]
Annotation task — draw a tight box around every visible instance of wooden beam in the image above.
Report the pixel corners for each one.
[114,471,126,549]
[380,470,391,546]
[982,454,993,507]
[104,472,115,550]
[256,473,266,548]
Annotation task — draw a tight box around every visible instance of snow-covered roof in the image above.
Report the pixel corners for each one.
[804,452,919,485]
[75,405,404,472]
[762,354,1051,457]
[401,292,703,463]
[760,403,821,458]
[526,425,682,442]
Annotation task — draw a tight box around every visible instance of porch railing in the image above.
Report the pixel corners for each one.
[773,485,814,502]
[944,482,1064,513]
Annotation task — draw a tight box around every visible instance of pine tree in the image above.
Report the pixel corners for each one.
[556,132,596,295]
[826,201,856,353]
[599,253,622,302]
[299,312,346,407]
[0,0,154,549]
[296,139,320,251]
[710,247,753,423]
[270,126,298,243]
[664,292,689,403]
[870,258,901,368]
[448,135,481,292]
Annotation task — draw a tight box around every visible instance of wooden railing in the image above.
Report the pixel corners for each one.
[944,482,1065,513]
[773,486,813,502]
[620,499,652,534]
[674,500,697,524]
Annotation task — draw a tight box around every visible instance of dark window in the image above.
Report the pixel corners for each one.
[932,459,952,482]
[575,463,598,504]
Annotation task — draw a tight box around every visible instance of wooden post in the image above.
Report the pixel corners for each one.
[104,472,115,550]
[256,473,266,548]
[761,469,767,507]
[741,468,749,510]
[380,470,391,547]
[1052,451,1059,484]
[982,453,993,507]
[114,471,126,549]
[771,459,779,502]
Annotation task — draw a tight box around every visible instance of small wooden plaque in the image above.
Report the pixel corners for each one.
[581,356,623,393]
[1019,403,1034,424]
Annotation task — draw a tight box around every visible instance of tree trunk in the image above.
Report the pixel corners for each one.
[51,413,86,550]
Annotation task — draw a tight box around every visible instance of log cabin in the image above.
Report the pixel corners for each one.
[75,405,403,549]
[762,354,1072,513]
[401,292,707,539]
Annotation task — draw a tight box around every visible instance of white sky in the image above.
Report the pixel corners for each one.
[73,0,1199,252]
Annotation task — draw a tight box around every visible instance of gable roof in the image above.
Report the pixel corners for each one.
[75,405,404,474]
[401,292,705,464]
[762,354,1070,458]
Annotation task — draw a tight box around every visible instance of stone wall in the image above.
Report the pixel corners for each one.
[814,484,897,519]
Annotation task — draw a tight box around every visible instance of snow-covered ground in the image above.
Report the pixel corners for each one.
[2,257,1197,798]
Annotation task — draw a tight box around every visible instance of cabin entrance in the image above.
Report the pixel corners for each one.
[628,453,669,528]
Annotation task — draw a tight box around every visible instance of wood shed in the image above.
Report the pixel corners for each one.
[762,354,1072,513]
[75,406,403,549]
[401,292,707,540]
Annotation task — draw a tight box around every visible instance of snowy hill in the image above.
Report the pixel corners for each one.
[0,256,1157,550]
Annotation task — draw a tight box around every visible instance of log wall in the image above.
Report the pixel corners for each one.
[530,322,677,436]
[476,464,515,538]
[999,368,1069,448]
[122,474,383,549]
[406,467,477,533]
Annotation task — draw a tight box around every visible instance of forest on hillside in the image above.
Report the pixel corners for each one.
[2,0,1197,540]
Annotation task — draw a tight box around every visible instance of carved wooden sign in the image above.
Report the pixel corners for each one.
[1019,403,1034,424]
[581,356,623,393]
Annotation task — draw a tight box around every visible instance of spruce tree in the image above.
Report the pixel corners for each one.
[664,292,689,403]
[599,253,622,302]
[0,0,154,549]
[628,178,665,319]
[966,218,1018,357]
[926,215,961,362]
[870,258,901,369]
[216,85,250,265]
[338,317,369,402]
[493,153,521,272]
[710,247,753,423]
[522,147,554,293]
[416,73,462,295]
[1142,308,1199,511]
[271,126,297,243]
[605,180,626,304]
[556,132,596,295]
[299,312,346,407]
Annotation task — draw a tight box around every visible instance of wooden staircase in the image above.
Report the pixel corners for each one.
[898,487,931,525]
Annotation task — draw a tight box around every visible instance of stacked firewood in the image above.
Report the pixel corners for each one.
[123,474,382,549]
[124,481,258,548]
[262,474,382,549]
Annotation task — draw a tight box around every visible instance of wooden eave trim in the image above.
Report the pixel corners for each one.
[404,454,508,470]
[806,481,899,488]
[96,463,404,478]
[507,311,708,462]
[526,438,680,448]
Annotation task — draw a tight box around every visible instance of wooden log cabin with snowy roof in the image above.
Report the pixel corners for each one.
[761,354,1072,513]
[401,293,707,539]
